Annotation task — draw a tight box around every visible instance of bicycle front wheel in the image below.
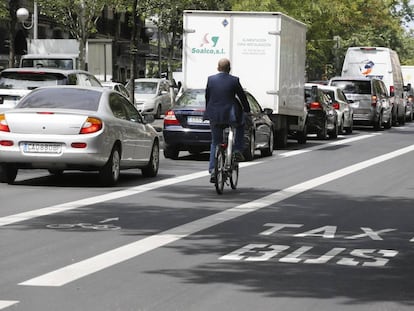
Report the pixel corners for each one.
[215,146,225,194]
[230,162,239,190]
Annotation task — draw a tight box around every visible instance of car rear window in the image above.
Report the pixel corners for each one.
[0,71,68,90]
[330,80,371,94]
[17,88,101,111]
[176,89,205,107]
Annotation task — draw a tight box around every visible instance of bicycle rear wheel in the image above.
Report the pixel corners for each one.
[215,146,225,194]
[230,161,239,190]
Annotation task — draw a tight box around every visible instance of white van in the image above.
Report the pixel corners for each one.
[341,47,406,125]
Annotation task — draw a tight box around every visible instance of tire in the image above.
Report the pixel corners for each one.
[345,118,353,134]
[0,164,18,184]
[374,112,383,130]
[99,146,121,186]
[163,145,179,159]
[141,141,159,177]
[155,105,162,119]
[243,131,255,161]
[230,162,239,190]
[297,123,307,144]
[317,119,328,139]
[260,129,274,157]
[328,121,338,139]
[275,127,288,148]
[214,147,225,195]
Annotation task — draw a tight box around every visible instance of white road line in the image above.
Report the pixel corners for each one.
[19,143,414,287]
[0,301,19,310]
[279,133,381,158]
[0,161,258,228]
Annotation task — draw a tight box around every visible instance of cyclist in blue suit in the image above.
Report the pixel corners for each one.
[204,58,251,183]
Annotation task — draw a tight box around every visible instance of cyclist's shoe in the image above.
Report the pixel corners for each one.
[210,173,216,183]
[234,151,245,162]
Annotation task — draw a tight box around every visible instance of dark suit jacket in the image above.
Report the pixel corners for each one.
[204,72,250,125]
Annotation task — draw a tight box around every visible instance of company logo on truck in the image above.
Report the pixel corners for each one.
[191,33,225,55]
[359,60,375,75]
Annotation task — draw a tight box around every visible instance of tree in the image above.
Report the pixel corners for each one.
[37,0,110,70]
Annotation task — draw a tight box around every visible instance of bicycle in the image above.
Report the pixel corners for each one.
[214,125,239,194]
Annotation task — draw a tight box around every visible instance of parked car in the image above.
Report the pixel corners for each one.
[304,83,338,139]
[163,88,274,161]
[101,81,131,100]
[0,86,159,185]
[403,83,413,122]
[126,78,172,119]
[319,85,354,134]
[0,67,102,112]
[329,76,392,130]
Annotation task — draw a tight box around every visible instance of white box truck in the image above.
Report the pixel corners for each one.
[182,10,307,147]
[341,47,406,125]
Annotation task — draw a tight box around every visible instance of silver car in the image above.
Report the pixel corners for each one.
[329,77,392,130]
[319,85,354,134]
[0,86,160,185]
[126,78,172,119]
[0,67,103,113]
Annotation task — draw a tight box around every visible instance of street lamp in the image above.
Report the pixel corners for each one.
[16,1,38,39]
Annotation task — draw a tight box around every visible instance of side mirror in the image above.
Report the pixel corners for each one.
[143,114,155,124]
[263,108,273,115]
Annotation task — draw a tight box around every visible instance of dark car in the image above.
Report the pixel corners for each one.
[163,88,274,161]
[304,83,338,139]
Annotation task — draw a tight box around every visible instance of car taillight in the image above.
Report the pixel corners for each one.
[390,86,395,97]
[79,117,102,134]
[71,142,87,148]
[332,102,340,110]
[309,102,323,110]
[371,95,377,107]
[164,110,180,125]
[0,140,14,146]
[0,114,10,132]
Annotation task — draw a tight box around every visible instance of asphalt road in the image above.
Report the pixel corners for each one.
[1,122,414,311]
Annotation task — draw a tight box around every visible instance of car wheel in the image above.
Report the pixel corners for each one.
[328,121,338,139]
[339,118,344,134]
[243,131,255,161]
[398,110,406,125]
[155,105,162,119]
[99,146,121,186]
[297,121,307,144]
[345,118,353,134]
[142,140,159,177]
[261,129,274,157]
[0,164,18,184]
[163,145,179,159]
[317,119,328,139]
[374,112,383,130]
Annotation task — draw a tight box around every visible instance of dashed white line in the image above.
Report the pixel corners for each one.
[0,301,19,310]
[19,143,414,287]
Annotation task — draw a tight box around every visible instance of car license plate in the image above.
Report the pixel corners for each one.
[187,116,209,124]
[22,143,62,154]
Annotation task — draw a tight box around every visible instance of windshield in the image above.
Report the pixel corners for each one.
[0,72,67,90]
[21,59,74,70]
[330,80,371,95]
[134,82,158,94]
[176,89,205,108]
[17,88,101,111]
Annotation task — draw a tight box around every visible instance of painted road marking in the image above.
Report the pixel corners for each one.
[0,301,18,310]
[0,132,378,228]
[19,144,414,287]
[279,133,381,158]
[0,161,258,228]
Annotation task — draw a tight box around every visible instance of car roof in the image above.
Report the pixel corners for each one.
[134,78,166,83]
[329,76,376,82]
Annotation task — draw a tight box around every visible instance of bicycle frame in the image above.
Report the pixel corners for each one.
[214,125,239,194]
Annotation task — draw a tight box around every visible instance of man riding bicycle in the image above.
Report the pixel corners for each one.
[204,58,251,183]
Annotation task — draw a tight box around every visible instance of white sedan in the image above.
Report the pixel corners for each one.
[0,86,160,185]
